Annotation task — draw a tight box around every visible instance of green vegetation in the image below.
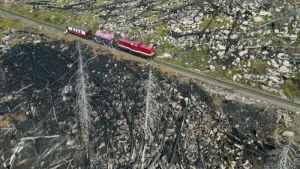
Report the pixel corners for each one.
[210,93,219,103]
[157,42,183,55]
[281,80,300,98]
[159,47,209,70]
[0,16,23,36]
[155,24,168,37]
[2,4,97,30]
[204,71,218,78]
[223,70,232,78]
[181,48,209,69]
[201,16,229,29]
[0,115,11,127]
[294,73,300,78]
[161,57,190,68]
[55,1,71,6]
[249,60,268,74]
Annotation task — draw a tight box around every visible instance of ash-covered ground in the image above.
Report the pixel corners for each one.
[0,32,299,169]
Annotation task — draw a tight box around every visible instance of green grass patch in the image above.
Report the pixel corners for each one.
[293,73,300,79]
[55,1,71,6]
[249,60,268,74]
[204,71,218,78]
[156,42,176,54]
[179,47,209,69]
[158,46,209,69]
[155,23,168,37]
[223,70,233,78]
[0,16,23,36]
[2,4,68,26]
[281,80,300,98]
[201,16,229,29]
[160,58,190,68]
[2,3,101,34]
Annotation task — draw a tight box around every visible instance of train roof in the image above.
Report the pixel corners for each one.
[119,39,141,44]
[95,30,114,40]
[67,24,91,32]
[119,39,154,50]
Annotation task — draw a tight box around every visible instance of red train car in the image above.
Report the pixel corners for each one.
[67,24,92,39]
[118,39,154,57]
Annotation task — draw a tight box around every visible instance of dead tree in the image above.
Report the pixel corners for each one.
[141,66,160,168]
[75,41,91,167]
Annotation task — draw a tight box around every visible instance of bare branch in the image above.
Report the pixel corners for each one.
[141,66,160,168]
[20,135,60,141]
[266,139,300,169]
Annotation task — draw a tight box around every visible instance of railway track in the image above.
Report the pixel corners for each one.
[1,8,300,112]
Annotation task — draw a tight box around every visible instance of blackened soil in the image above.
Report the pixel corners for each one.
[0,38,282,169]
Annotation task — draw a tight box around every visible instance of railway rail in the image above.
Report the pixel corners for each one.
[1,8,299,112]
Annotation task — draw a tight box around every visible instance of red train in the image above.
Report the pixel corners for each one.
[67,24,155,57]
[67,24,92,39]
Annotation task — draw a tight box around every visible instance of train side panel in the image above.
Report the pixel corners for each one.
[67,25,92,38]
[118,39,154,57]
[136,45,154,57]
[118,39,134,51]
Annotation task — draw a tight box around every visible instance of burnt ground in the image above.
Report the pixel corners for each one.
[0,37,297,169]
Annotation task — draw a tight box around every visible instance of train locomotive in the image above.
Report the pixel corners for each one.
[66,24,155,57]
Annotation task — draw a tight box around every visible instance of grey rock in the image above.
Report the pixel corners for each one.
[268,76,280,83]
[209,65,215,71]
[253,16,263,22]
[66,138,75,146]
[282,60,290,67]
[279,66,289,73]
[33,40,41,44]
[238,50,248,56]
[261,85,269,90]
[232,75,237,81]
[282,131,294,137]
[271,59,279,68]
[167,163,176,169]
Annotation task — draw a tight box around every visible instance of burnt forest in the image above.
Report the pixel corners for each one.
[1,0,300,169]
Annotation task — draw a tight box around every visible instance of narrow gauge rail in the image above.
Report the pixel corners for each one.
[0,8,299,112]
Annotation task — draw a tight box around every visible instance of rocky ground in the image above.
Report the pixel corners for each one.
[10,0,299,100]
[0,28,299,169]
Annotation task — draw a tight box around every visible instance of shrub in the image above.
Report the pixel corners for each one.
[211,93,219,103]
[249,60,268,74]
[281,80,300,98]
